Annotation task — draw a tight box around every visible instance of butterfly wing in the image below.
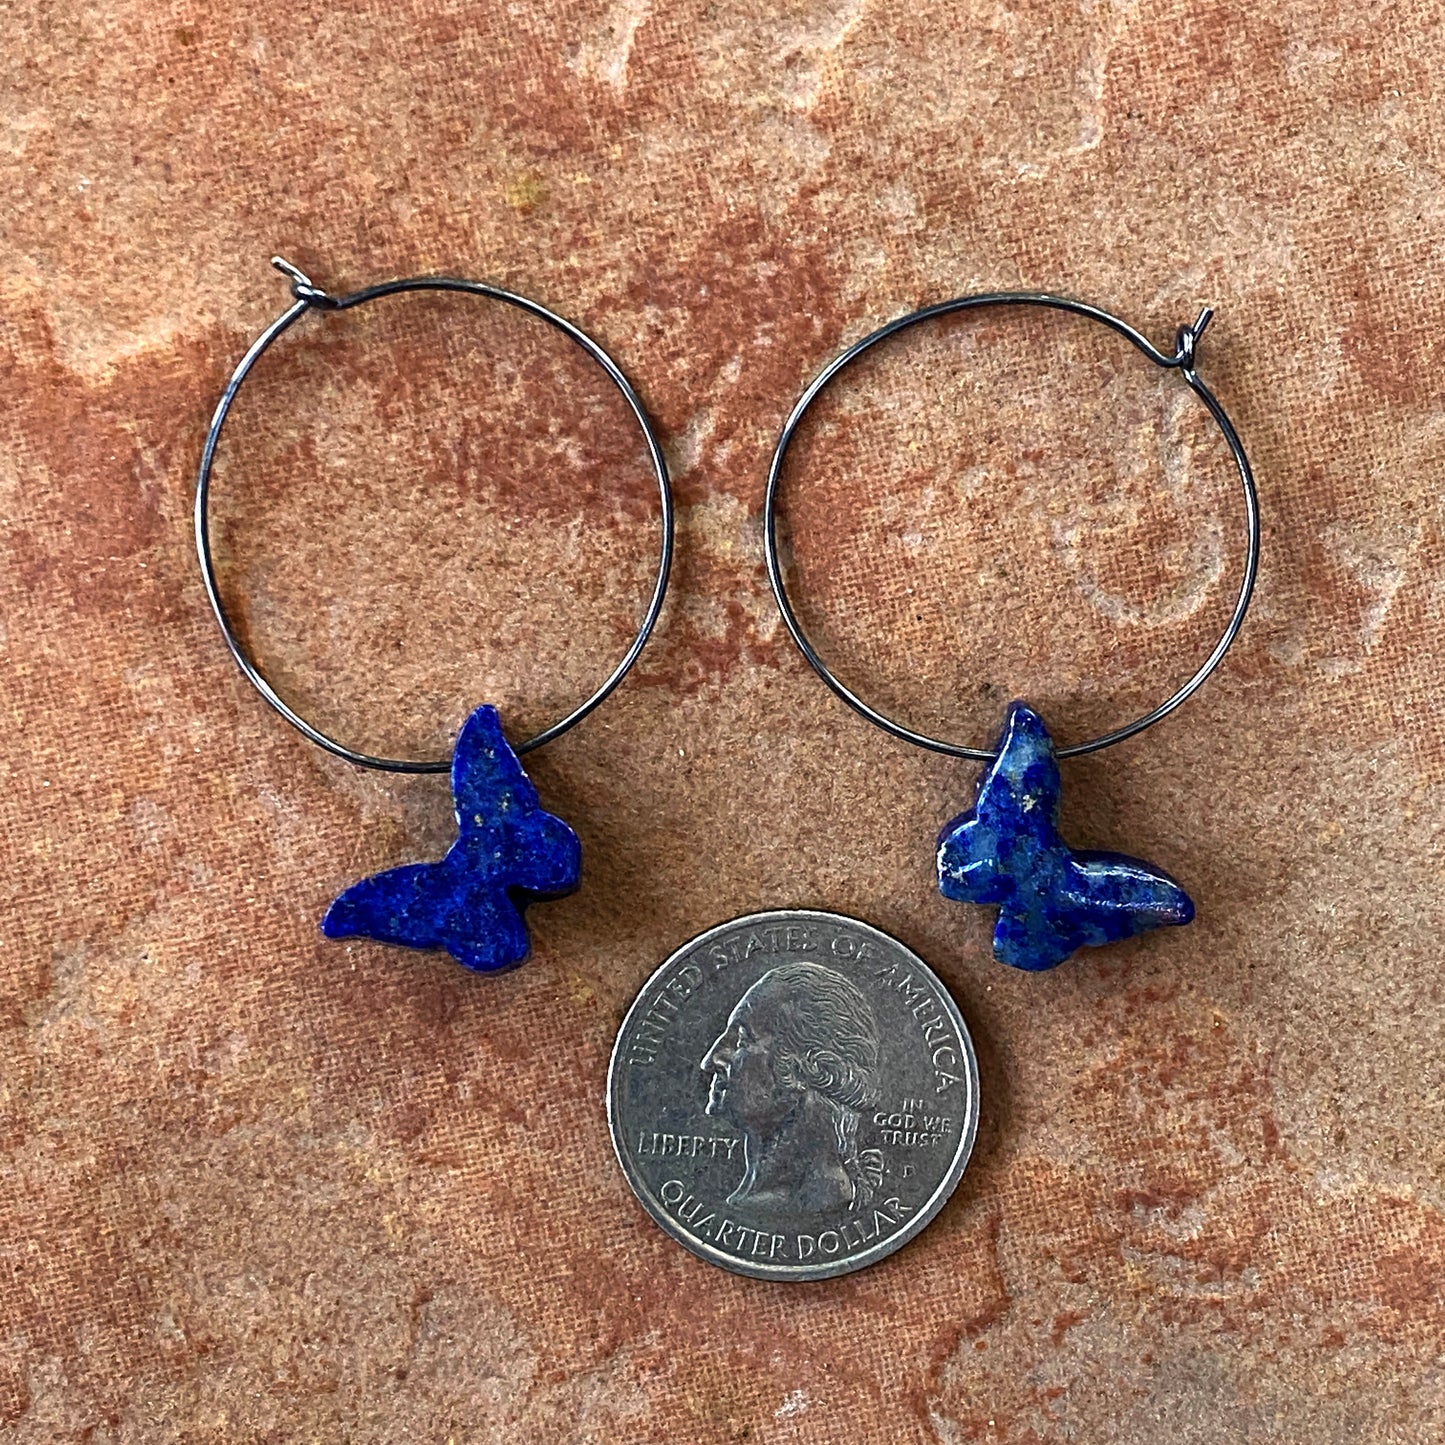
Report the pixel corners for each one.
[322,848,534,972]
[987,848,1194,971]
[505,808,582,897]
[450,704,582,898]
[1063,849,1195,943]
[431,865,532,972]
[938,702,1064,906]
[937,814,1008,904]
[322,859,457,952]
[451,705,541,831]
[972,703,1064,838]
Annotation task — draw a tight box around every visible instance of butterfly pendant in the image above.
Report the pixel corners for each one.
[322,705,582,972]
[936,702,1193,971]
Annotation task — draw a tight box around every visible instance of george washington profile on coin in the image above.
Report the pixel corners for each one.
[700,961,885,1214]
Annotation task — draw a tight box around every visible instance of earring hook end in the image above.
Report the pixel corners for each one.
[270,255,338,309]
[1174,305,1214,369]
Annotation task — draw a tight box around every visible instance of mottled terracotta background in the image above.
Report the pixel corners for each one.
[3,0,1443,1440]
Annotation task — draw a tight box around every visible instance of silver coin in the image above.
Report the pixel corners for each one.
[607,910,980,1281]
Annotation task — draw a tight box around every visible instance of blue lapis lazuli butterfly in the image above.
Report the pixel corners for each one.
[322,705,581,972]
[936,702,1194,971]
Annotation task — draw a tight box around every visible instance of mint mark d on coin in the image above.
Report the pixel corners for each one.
[607,910,980,1281]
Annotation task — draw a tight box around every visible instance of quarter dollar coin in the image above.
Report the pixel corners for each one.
[608,910,980,1280]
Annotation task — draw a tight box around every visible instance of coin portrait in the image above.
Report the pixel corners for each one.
[609,910,980,1281]
[701,961,885,1214]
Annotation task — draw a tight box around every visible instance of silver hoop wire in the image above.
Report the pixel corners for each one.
[196,258,675,774]
[764,292,1260,762]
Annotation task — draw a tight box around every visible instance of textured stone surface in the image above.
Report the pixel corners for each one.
[937,702,1194,970]
[1,1,1443,1440]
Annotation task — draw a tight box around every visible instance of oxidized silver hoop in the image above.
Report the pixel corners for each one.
[764,292,1259,762]
[196,257,675,774]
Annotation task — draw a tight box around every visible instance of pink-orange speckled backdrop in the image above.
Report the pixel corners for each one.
[2,1,1443,1440]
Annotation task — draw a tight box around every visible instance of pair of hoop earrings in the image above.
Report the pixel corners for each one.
[196,261,1258,976]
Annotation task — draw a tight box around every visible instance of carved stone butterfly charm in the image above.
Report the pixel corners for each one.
[323,706,581,972]
[936,703,1194,971]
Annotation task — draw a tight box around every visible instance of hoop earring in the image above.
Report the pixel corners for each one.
[196,258,674,973]
[766,292,1259,972]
